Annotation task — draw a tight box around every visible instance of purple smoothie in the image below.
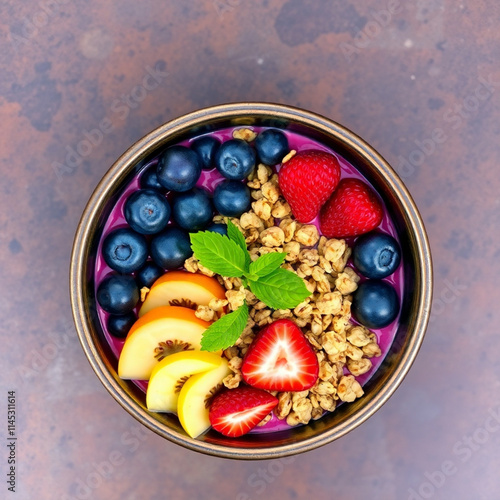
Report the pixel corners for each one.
[94,126,404,434]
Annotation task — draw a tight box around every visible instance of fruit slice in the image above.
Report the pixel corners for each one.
[241,319,319,391]
[177,358,231,438]
[319,178,383,238]
[146,351,222,413]
[139,270,226,317]
[278,150,341,223]
[118,306,211,380]
[209,387,278,437]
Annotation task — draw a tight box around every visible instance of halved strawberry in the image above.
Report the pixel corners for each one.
[208,386,278,437]
[241,319,319,391]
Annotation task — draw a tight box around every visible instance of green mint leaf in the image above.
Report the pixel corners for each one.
[248,268,311,309]
[248,252,286,278]
[226,219,250,269]
[200,303,249,352]
[190,231,247,277]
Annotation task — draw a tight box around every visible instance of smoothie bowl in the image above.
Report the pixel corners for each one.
[70,103,432,459]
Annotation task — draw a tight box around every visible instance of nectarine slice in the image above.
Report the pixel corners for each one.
[177,358,231,438]
[146,351,222,413]
[118,306,211,380]
[139,270,226,317]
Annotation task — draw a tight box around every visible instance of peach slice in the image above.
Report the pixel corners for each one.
[146,351,222,413]
[118,306,211,380]
[177,358,231,438]
[139,270,226,318]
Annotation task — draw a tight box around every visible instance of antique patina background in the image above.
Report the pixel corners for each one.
[1,1,498,499]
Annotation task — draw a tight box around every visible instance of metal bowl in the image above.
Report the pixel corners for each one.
[70,103,432,459]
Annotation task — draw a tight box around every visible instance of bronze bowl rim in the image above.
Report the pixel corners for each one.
[70,102,432,460]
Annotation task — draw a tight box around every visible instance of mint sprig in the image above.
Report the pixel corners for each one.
[200,303,249,351]
[248,268,311,309]
[190,220,311,351]
[249,252,286,278]
[226,221,251,269]
[190,230,248,277]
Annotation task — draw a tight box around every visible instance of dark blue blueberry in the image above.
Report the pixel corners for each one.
[255,129,289,166]
[191,136,221,170]
[352,280,399,329]
[156,145,202,192]
[124,189,171,235]
[107,312,137,338]
[206,222,228,236]
[190,124,214,135]
[172,188,213,231]
[353,232,401,279]
[150,227,193,269]
[215,139,256,180]
[140,165,165,191]
[261,118,289,129]
[97,275,139,315]
[102,228,148,273]
[136,261,164,288]
[213,180,251,217]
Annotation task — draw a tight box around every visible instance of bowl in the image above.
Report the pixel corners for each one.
[70,102,432,459]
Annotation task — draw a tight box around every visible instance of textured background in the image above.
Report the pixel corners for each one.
[1,1,499,499]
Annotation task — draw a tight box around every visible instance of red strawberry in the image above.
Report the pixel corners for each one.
[319,178,383,238]
[241,319,319,392]
[208,386,278,437]
[278,150,341,222]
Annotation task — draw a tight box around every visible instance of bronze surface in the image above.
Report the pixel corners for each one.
[2,1,498,498]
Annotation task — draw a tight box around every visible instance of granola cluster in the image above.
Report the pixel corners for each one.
[184,135,381,427]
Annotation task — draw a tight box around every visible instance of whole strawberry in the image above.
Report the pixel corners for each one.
[320,178,383,238]
[278,150,341,223]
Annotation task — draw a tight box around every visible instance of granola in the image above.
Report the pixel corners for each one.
[185,162,382,428]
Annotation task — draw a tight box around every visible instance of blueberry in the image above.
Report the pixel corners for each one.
[150,227,193,269]
[140,165,164,191]
[352,280,399,329]
[157,145,202,192]
[124,189,171,235]
[215,139,256,180]
[255,129,289,166]
[206,222,227,236]
[107,312,137,338]
[261,118,289,129]
[172,188,213,231]
[136,261,164,288]
[191,136,221,170]
[353,232,401,279]
[213,180,251,217]
[102,228,148,273]
[97,274,139,315]
[190,124,214,135]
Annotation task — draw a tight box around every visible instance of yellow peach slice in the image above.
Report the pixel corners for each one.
[118,306,211,380]
[177,358,231,438]
[139,270,226,317]
[146,351,222,413]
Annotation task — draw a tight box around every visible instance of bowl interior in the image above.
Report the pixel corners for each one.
[70,103,432,459]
